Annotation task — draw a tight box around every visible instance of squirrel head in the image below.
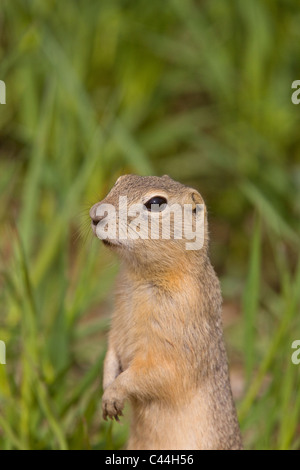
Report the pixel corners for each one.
[90,175,209,273]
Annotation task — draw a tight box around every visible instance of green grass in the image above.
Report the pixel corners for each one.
[0,0,300,449]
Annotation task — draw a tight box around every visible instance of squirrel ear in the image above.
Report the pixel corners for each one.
[189,190,205,213]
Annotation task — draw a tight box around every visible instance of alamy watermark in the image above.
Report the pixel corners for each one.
[94,197,205,250]
[291,80,300,105]
[0,80,6,104]
[291,340,300,365]
[0,341,6,365]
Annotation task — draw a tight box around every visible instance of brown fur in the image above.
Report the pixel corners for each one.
[90,174,243,450]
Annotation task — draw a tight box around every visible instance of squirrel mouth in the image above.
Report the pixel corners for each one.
[102,239,113,247]
[91,221,121,248]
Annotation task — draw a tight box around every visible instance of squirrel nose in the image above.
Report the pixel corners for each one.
[90,203,106,226]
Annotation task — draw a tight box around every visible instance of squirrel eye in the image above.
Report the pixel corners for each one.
[144,196,167,212]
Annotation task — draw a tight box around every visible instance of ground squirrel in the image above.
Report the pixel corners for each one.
[90,174,242,450]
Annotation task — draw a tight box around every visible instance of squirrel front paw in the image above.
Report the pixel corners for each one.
[102,386,125,421]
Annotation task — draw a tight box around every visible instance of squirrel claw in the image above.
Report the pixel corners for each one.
[102,394,124,422]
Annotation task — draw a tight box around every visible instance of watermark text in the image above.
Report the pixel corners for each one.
[0,80,6,104]
[94,197,205,251]
[291,80,300,105]
[0,341,6,365]
[291,340,300,365]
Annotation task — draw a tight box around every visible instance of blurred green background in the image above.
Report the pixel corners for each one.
[1,0,300,450]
